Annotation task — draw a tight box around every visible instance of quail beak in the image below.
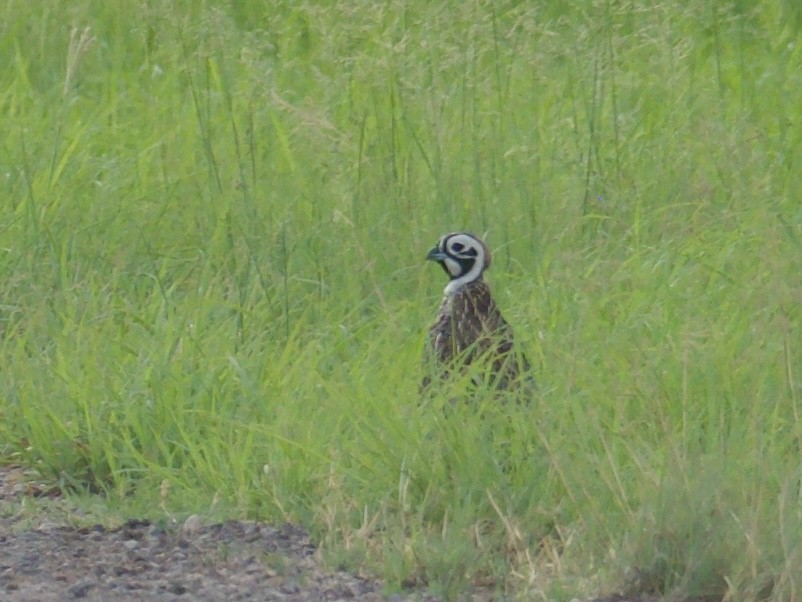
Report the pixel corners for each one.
[426,247,448,262]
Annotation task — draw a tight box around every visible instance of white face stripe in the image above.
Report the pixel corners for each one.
[444,259,484,295]
[444,233,481,256]
[443,257,461,277]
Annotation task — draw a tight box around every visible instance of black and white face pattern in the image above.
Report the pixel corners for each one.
[426,233,491,295]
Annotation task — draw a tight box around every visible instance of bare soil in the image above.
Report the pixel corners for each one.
[0,465,433,601]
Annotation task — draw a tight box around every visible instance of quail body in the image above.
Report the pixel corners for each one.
[422,232,534,392]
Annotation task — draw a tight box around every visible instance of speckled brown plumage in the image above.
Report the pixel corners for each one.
[421,232,534,392]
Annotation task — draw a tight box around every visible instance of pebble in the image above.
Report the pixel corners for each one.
[182,514,203,536]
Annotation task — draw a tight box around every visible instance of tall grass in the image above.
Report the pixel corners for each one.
[1,0,801,598]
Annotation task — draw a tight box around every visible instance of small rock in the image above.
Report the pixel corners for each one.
[67,577,95,598]
[279,579,301,594]
[182,514,203,536]
[167,581,188,595]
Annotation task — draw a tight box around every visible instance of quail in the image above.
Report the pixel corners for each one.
[422,232,534,392]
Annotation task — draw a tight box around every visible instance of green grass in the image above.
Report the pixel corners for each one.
[2,0,801,598]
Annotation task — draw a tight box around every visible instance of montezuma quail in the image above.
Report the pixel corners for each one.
[421,232,534,392]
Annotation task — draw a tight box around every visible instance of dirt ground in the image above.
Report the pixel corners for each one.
[0,465,441,601]
[0,465,680,601]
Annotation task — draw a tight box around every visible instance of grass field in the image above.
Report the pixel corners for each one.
[2,1,802,599]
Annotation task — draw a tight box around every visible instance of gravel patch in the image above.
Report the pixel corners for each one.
[0,466,433,601]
